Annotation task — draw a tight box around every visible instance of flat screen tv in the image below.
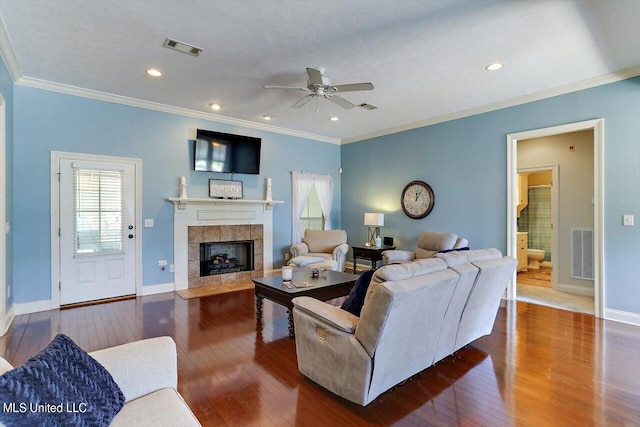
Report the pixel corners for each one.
[194,129,261,174]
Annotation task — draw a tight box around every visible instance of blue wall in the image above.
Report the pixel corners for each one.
[0,55,14,310]
[12,86,341,303]
[342,77,640,315]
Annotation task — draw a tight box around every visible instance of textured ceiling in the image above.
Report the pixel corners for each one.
[1,0,639,143]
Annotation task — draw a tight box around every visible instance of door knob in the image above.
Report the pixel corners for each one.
[128,234,134,239]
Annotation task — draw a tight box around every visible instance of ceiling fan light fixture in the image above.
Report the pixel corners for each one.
[209,103,222,111]
[146,68,162,77]
[485,63,504,71]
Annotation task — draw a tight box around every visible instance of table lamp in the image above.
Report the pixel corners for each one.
[364,213,384,246]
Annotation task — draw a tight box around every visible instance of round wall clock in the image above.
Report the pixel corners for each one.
[401,180,435,219]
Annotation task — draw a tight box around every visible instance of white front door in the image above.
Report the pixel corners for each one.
[58,158,137,305]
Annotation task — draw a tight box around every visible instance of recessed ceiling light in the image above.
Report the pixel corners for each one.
[146,68,162,77]
[262,115,273,120]
[330,116,339,121]
[485,63,504,71]
[209,103,222,111]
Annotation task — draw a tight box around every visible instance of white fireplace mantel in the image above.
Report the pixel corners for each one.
[166,197,283,211]
[169,197,283,290]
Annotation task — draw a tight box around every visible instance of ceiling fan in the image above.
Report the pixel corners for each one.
[263,67,373,110]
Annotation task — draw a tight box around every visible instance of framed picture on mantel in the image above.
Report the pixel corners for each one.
[209,179,243,199]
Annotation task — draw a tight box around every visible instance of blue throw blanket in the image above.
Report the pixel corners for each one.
[0,334,125,427]
[288,255,325,267]
[341,269,375,317]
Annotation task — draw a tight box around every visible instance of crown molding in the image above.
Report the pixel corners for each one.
[14,76,341,145]
[342,65,640,144]
[0,16,22,82]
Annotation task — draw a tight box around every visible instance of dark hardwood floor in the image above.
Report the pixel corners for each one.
[2,290,639,426]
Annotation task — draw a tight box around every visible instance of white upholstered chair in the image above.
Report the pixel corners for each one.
[290,230,349,272]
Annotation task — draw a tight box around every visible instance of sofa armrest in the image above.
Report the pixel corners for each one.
[89,336,177,403]
[382,250,415,264]
[293,296,359,333]
[290,242,309,257]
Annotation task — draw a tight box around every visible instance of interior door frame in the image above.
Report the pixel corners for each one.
[51,151,142,309]
[0,92,7,335]
[506,119,604,318]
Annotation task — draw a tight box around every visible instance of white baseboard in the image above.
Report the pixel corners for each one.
[14,299,53,315]
[140,282,175,296]
[604,308,640,326]
[1,304,15,336]
[555,283,595,297]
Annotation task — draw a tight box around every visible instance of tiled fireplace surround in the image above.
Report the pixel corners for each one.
[187,224,264,288]
[171,199,276,291]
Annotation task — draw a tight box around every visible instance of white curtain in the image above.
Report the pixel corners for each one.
[314,174,333,230]
[291,171,334,244]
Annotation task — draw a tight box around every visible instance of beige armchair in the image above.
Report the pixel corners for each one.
[290,230,349,272]
[382,231,468,264]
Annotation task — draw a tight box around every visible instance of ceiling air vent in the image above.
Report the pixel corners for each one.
[163,38,203,56]
[357,103,378,110]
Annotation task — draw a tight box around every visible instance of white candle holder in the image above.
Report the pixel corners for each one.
[265,178,272,201]
[178,176,188,199]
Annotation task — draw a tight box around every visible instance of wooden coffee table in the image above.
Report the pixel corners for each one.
[253,269,358,338]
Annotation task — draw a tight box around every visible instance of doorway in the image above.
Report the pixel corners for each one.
[517,165,558,285]
[51,152,142,307]
[507,119,603,318]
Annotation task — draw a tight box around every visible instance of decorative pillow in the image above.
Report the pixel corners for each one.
[341,269,375,316]
[0,334,125,427]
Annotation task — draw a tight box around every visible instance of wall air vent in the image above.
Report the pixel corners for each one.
[163,38,203,56]
[571,228,594,280]
[357,103,378,110]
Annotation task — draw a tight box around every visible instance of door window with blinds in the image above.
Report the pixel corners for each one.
[300,184,325,235]
[73,167,124,255]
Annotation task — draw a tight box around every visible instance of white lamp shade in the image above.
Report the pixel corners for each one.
[364,212,384,227]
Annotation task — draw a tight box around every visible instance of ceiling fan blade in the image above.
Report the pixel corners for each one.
[306,68,324,86]
[292,94,314,108]
[263,85,309,91]
[332,82,374,93]
[328,95,355,109]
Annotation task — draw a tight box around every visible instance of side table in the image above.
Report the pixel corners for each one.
[351,245,396,273]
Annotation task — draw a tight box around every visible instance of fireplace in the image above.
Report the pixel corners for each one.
[168,198,279,291]
[200,240,254,276]
[187,224,264,288]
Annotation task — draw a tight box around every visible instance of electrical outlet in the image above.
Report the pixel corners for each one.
[623,215,634,226]
[144,219,154,228]
[169,264,175,273]
[284,253,290,261]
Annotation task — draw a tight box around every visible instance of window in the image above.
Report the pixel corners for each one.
[291,171,333,244]
[73,168,124,255]
[300,184,325,236]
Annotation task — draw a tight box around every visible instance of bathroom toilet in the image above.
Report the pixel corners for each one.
[527,249,545,270]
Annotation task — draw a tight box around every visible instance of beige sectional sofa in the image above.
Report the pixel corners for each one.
[0,337,200,426]
[382,231,469,264]
[292,248,517,406]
